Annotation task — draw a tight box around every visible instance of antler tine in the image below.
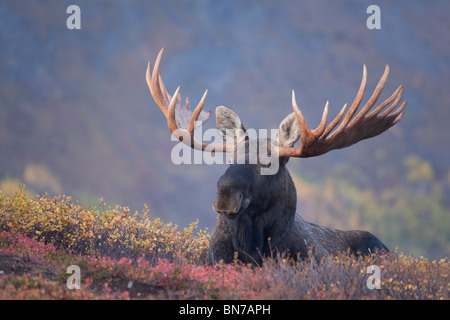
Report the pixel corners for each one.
[292,91,330,138]
[146,49,168,117]
[315,101,329,137]
[379,86,403,118]
[158,73,171,106]
[367,85,402,118]
[291,91,311,135]
[321,103,347,138]
[188,89,208,132]
[392,100,407,123]
[327,64,368,141]
[291,90,313,155]
[348,64,389,126]
[167,86,180,133]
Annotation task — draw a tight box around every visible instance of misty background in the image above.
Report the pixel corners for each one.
[0,0,449,259]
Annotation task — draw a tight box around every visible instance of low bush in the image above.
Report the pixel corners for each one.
[0,188,448,300]
[0,187,209,264]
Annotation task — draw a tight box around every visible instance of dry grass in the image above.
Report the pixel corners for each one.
[0,188,448,300]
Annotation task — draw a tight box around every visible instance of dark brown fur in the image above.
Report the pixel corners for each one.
[208,141,388,265]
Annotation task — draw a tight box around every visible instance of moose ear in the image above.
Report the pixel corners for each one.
[216,106,247,143]
[278,112,301,147]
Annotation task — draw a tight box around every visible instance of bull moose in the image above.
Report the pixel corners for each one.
[146,48,407,265]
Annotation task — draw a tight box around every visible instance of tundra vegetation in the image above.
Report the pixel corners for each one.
[0,188,448,300]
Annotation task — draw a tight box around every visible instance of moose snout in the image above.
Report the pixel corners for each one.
[212,205,233,216]
[213,191,242,215]
[213,191,251,218]
[212,199,240,216]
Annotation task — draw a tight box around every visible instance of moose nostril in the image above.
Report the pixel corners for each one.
[212,204,225,214]
[212,204,232,215]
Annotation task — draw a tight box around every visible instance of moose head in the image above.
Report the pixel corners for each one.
[146,48,407,265]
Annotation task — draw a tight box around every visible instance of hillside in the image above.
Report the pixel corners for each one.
[0,1,449,259]
[0,190,448,300]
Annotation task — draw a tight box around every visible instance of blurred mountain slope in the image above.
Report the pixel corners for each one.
[0,1,448,258]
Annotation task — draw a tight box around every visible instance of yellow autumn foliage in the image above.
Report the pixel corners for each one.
[0,187,209,264]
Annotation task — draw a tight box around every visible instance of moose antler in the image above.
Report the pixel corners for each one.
[146,48,227,152]
[278,65,407,158]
